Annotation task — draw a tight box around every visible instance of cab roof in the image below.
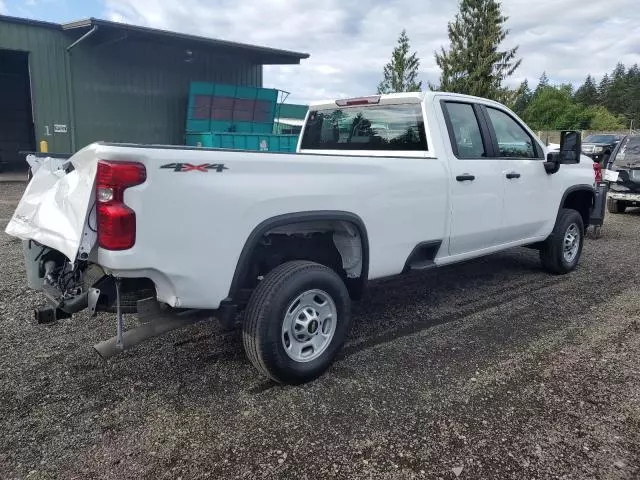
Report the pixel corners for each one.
[309,91,507,110]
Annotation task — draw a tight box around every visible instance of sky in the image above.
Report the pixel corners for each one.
[2,0,640,104]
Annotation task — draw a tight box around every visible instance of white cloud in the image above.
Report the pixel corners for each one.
[103,0,640,104]
[0,0,6,14]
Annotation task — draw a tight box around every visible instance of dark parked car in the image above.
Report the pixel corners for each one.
[606,135,640,214]
[581,134,623,164]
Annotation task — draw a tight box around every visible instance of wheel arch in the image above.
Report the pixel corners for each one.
[225,211,370,304]
[558,184,595,228]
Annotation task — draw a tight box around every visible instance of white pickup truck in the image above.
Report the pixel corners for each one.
[6,91,598,384]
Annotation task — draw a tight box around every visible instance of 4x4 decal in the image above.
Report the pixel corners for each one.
[160,163,228,172]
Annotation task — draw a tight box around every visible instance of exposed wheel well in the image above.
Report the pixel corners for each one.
[562,188,594,227]
[228,214,369,306]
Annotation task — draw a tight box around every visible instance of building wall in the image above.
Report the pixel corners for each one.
[1,19,265,156]
[70,39,263,148]
[0,21,73,153]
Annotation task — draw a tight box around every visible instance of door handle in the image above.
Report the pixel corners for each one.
[456,174,475,182]
[505,172,521,179]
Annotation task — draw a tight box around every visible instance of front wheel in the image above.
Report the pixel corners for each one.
[540,208,584,275]
[242,261,352,384]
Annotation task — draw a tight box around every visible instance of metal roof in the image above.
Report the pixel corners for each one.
[0,15,309,65]
[63,18,309,65]
[0,14,61,29]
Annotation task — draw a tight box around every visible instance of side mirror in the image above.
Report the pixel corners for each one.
[558,130,581,164]
[544,152,561,174]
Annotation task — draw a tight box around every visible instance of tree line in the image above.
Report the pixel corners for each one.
[511,65,640,131]
[377,0,638,132]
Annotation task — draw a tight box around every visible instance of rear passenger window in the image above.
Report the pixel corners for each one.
[443,102,486,159]
[486,107,540,158]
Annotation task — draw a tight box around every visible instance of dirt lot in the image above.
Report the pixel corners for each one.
[1,181,639,480]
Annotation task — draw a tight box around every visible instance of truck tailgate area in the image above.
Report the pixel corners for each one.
[4,147,98,262]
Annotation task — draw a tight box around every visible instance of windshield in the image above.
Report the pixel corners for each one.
[584,135,617,144]
[300,104,427,151]
[612,136,640,168]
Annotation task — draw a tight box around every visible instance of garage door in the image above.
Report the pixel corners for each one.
[0,50,35,170]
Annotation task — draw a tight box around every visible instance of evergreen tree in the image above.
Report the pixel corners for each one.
[377,30,422,94]
[626,63,640,78]
[510,64,639,131]
[612,62,626,80]
[573,75,598,106]
[534,72,550,96]
[511,79,532,116]
[598,74,611,106]
[626,64,640,128]
[605,63,628,114]
[431,0,521,101]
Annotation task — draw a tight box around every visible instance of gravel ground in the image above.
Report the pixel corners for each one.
[1,180,639,480]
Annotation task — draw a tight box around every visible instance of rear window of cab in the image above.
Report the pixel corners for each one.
[300,104,427,151]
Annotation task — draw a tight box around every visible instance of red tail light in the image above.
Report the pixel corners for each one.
[96,160,146,250]
[593,161,602,183]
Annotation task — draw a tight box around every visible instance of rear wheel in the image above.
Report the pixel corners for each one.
[242,260,351,384]
[540,208,584,275]
[607,198,627,214]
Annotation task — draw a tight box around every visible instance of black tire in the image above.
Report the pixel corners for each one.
[242,260,351,384]
[607,198,626,214]
[540,208,584,275]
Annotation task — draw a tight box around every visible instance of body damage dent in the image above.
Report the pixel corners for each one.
[5,152,97,262]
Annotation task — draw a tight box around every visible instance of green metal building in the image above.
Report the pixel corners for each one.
[0,15,308,168]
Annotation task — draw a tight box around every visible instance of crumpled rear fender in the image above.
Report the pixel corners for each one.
[5,145,99,262]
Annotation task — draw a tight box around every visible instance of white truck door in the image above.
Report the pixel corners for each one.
[440,100,505,255]
[481,105,558,242]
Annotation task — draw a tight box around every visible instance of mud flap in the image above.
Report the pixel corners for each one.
[590,182,607,228]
